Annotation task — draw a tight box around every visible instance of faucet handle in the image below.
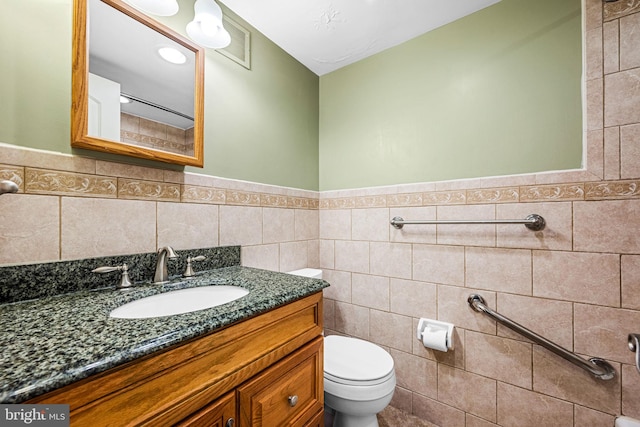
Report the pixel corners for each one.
[92,263,133,289]
[183,256,206,278]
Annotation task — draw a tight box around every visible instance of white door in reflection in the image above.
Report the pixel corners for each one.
[88,72,121,141]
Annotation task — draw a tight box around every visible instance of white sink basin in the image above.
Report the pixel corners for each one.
[110,285,249,319]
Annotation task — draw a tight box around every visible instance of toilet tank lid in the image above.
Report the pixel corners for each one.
[616,417,640,427]
[324,335,394,382]
[286,268,322,279]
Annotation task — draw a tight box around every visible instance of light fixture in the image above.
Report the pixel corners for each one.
[120,95,132,104]
[158,47,187,64]
[122,0,179,16]
[186,0,231,49]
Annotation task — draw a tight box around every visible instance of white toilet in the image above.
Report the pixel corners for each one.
[324,335,396,427]
[287,269,396,427]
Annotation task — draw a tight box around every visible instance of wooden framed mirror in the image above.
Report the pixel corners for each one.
[72,0,205,167]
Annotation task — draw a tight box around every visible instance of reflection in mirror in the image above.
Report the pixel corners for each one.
[72,0,205,167]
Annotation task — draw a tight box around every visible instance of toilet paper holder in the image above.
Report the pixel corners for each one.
[417,318,454,351]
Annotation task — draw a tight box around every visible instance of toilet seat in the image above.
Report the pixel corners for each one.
[324,335,394,385]
[324,335,396,402]
[324,369,395,387]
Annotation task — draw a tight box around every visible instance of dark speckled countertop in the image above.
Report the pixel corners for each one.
[0,266,328,404]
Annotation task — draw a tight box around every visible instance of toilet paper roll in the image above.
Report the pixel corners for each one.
[422,328,449,352]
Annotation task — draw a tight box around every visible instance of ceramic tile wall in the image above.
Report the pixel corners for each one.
[0,145,319,271]
[320,1,640,425]
[0,0,638,425]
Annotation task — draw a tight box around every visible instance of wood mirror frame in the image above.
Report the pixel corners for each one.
[72,0,205,167]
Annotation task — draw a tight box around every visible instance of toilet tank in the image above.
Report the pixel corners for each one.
[286,268,322,279]
[617,417,640,427]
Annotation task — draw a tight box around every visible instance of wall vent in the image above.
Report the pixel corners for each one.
[217,16,251,70]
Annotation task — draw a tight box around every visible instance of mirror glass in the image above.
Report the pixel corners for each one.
[72,0,205,167]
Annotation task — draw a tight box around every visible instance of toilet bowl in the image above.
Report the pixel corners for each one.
[286,268,396,427]
[324,335,396,427]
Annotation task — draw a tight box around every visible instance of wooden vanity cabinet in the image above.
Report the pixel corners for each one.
[175,391,235,427]
[28,292,324,427]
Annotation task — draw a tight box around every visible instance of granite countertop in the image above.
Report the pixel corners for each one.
[0,266,328,404]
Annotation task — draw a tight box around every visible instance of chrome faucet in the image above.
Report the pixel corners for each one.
[153,246,178,284]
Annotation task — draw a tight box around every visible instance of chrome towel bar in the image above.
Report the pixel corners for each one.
[468,294,616,380]
[391,214,545,231]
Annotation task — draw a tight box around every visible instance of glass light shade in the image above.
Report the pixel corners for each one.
[186,0,231,49]
[122,0,179,16]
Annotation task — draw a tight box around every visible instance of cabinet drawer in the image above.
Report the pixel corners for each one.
[238,338,323,427]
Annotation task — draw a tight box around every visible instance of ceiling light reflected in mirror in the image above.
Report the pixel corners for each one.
[158,47,187,64]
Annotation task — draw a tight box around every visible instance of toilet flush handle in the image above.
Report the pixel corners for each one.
[288,395,298,407]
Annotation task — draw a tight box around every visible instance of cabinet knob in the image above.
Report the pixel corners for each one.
[226,418,235,427]
[288,395,298,407]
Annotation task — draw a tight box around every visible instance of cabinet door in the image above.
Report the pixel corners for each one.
[175,391,236,427]
[238,338,323,427]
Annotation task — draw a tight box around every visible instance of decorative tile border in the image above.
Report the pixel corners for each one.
[319,197,356,210]
[260,193,289,208]
[0,165,24,191]
[5,165,319,208]
[25,168,117,198]
[5,153,640,210]
[604,0,640,21]
[288,196,318,209]
[585,180,640,199]
[354,195,387,208]
[386,193,423,207]
[118,179,180,202]
[423,190,466,205]
[467,187,519,204]
[320,180,640,208]
[182,185,226,204]
[519,184,585,202]
[226,190,261,206]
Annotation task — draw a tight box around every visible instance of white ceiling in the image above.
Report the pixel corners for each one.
[88,0,502,128]
[220,0,501,76]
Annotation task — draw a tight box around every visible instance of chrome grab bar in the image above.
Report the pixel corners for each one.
[390,214,545,231]
[628,333,640,374]
[467,294,616,380]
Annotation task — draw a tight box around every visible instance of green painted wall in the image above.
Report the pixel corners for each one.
[1,0,583,193]
[319,0,582,191]
[0,0,320,191]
